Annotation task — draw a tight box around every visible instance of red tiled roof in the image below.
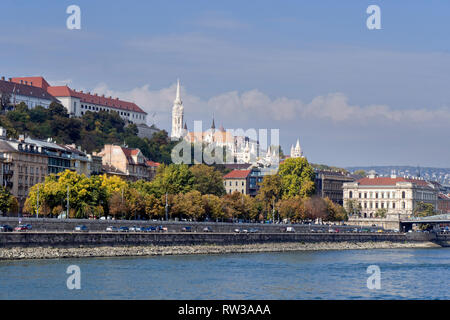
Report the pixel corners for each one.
[0,79,57,101]
[146,160,160,167]
[223,170,251,179]
[11,77,50,90]
[47,86,147,114]
[357,177,432,188]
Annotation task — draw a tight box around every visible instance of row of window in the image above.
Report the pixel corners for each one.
[80,104,145,120]
[349,190,406,199]
[359,201,406,209]
[224,181,245,187]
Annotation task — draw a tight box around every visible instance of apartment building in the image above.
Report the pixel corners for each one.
[95,144,155,181]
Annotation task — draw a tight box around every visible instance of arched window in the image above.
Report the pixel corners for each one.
[402,191,406,199]
[349,191,353,198]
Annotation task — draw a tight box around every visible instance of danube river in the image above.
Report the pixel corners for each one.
[0,248,449,299]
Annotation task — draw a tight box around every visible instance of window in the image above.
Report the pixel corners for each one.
[402,191,406,199]
[393,202,395,209]
[364,193,367,198]
[402,202,405,209]
[349,191,353,198]
[359,193,362,198]
[375,193,378,199]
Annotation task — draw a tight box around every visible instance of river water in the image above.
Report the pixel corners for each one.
[0,248,449,299]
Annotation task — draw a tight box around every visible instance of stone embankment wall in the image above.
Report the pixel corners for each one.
[0,217,362,233]
[0,231,435,248]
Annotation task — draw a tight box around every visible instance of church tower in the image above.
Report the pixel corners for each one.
[291,139,303,158]
[171,79,184,140]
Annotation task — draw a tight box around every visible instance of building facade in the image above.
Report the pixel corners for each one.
[0,77,57,109]
[95,144,155,181]
[223,170,251,195]
[314,170,357,205]
[9,76,147,124]
[343,174,440,229]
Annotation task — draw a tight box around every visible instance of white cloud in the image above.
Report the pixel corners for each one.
[92,82,450,129]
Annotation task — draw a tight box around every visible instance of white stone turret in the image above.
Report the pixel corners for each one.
[171,79,184,140]
[291,139,303,158]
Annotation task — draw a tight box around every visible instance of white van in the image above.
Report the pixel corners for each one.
[285,227,295,233]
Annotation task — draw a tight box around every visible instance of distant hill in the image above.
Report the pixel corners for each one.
[345,166,450,186]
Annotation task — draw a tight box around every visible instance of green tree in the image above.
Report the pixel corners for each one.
[0,186,15,216]
[150,164,194,197]
[190,164,225,196]
[171,190,205,221]
[375,208,387,218]
[278,157,315,199]
[414,202,435,217]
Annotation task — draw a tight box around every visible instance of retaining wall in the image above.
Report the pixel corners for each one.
[0,231,433,248]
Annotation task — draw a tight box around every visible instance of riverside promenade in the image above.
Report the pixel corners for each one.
[1,217,448,260]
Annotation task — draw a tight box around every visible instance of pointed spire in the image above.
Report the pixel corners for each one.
[184,122,187,130]
[174,78,182,104]
[295,139,300,149]
[211,115,216,129]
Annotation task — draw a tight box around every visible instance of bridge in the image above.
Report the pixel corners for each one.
[400,213,450,232]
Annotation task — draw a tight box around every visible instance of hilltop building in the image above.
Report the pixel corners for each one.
[173,79,281,167]
[0,76,57,109]
[2,76,147,125]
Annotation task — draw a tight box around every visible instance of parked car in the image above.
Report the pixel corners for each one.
[234,228,241,233]
[24,224,32,230]
[156,226,168,232]
[285,227,295,233]
[74,225,88,232]
[129,226,138,232]
[146,226,156,232]
[0,225,13,232]
[106,226,118,232]
[119,226,129,232]
[328,228,338,233]
[249,228,259,233]
[14,225,28,232]
[182,226,192,232]
[202,227,212,232]
[242,229,249,233]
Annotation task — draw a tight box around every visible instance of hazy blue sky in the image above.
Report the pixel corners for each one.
[1,0,449,167]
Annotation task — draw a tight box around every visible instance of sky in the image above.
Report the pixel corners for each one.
[0,0,449,167]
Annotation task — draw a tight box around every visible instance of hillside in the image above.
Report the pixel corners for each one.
[0,102,176,164]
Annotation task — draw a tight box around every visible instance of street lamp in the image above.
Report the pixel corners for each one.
[165,192,169,221]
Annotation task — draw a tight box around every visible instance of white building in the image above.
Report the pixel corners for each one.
[343,173,439,229]
[0,77,57,109]
[10,76,147,124]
